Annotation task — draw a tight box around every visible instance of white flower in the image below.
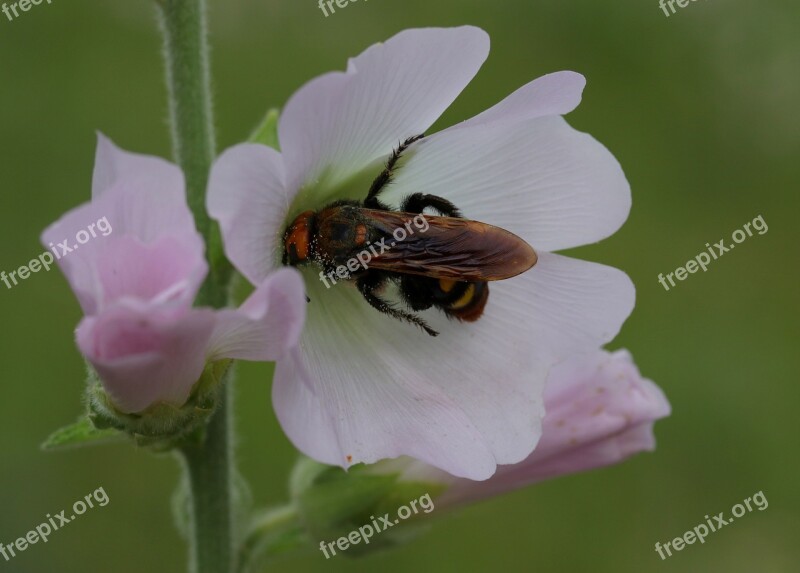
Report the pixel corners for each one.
[208,27,634,480]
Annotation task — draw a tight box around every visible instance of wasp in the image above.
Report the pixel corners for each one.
[282,135,538,336]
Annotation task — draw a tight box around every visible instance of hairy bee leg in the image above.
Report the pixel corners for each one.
[356,273,439,337]
[364,134,426,209]
[398,275,435,312]
[400,193,462,218]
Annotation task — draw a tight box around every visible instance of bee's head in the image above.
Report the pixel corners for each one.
[282,210,316,266]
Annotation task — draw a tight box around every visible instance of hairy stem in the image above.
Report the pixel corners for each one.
[157,1,235,572]
[178,383,235,573]
[157,0,230,309]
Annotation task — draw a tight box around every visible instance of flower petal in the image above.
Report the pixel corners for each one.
[207,144,288,285]
[384,115,631,252]
[449,70,586,130]
[42,136,205,314]
[76,300,216,413]
[520,252,635,360]
[93,133,181,197]
[92,235,207,311]
[272,270,500,480]
[90,134,197,243]
[530,349,671,474]
[441,349,670,504]
[279,26,490,198]
[208,268,307,361]
[272,251,633,480]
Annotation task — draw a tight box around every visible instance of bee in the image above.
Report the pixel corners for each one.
[282,135,538,336]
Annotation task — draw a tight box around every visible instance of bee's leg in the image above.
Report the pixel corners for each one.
[364,134,426,209]
[399,275,435,312]
[401,193,462,218]
[356,272,439,337]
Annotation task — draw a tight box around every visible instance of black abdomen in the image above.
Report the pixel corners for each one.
[400,276,489,322]
[437,279,489,322]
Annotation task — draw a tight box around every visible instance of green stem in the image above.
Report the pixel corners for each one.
[179,383,235,573]
[157,0,230,309]
[156,1,235,572]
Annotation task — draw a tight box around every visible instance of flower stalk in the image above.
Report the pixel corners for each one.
[157,0,229,309]
[156,1,236,572]
[178,379,235,573]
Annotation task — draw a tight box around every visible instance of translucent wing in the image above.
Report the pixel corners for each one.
[362,209,537,281]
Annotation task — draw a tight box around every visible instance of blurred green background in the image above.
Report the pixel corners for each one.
[1,0,798,571]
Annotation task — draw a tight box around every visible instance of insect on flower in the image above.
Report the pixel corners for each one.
[282,134,538,336]
[208,27,636,480]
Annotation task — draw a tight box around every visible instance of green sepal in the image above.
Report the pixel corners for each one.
[237,505,309,573]
[86,359,232,452]
[248,108,280,150]
[236,458,447,569]
[41,416,124,451]
[289,457,445,557]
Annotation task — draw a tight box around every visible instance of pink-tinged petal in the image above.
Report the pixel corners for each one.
[384,115,630,253]
[76,301,216,414]
[273,344,498,480]
[272,348,345,460]
[526,349,670,475]
[448,71,586,130]
[508,422,657,487]
[207,144,288,285]
[441,350,670,504]
[271,251,633,480]
[279,26,490,198]
[90,134,197,243]
[92,235,207,311]
[42,135,205,314]
[272,268,500,480]
[521,252,635,360]
[93,133,182,200]
[208,268,307,361]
